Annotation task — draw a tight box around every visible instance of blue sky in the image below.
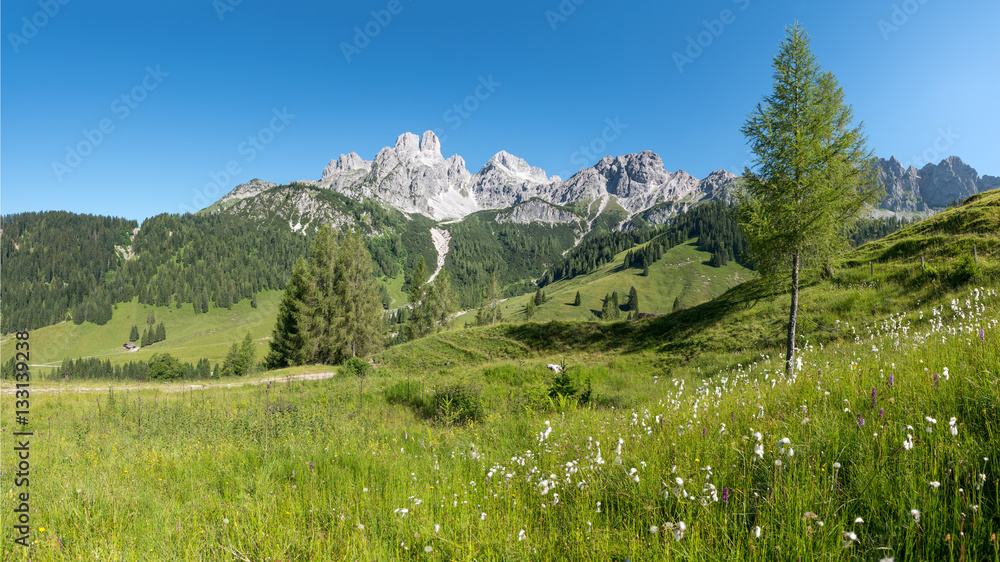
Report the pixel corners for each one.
[2,0,997,221]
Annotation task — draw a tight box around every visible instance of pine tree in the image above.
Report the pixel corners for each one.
[404,257,430,341]
[524,297,537,321]
[601,293,614,321]
[223,331,255,377]
[610,291,620,320]
[266,257,310,369]
[425,269,457,334]
[129,324,139,342]
[302,225,340,364]
[251,293,258,309]
[738,23,881,375]
[155,322,166,343]
[627,286,639,313]
[573,291,582,307]
[534,288,544,306]
[141,328,151,347]
[331,230,385,362]
[475,272,503,326]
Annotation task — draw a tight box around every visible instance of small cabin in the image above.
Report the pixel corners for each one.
[123,342,138,351]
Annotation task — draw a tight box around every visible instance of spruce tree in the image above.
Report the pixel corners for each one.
[155,322,166,343]
[534,288,544,307]
[475,272,503,326]
[251,293,258,309]
[129,324,139,342]
[265,258,309,369]
[524,297,537,321]
[627,286,639,313]
[404,257,430,340]
[331,230,385,362]
[738,23,881,375]
[573,291,582,306]
[425,269,457,334]
[302,225,340,364]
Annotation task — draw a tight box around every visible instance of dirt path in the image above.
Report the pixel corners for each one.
[0,371,338,395]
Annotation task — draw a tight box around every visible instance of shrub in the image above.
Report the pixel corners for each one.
[950,254,978,285]
[341,357,373,378]
[430,383,483,426]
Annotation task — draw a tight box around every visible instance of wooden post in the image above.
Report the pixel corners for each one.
[973,246,978,264]
[921,256,925,272]
[870,261,874,277]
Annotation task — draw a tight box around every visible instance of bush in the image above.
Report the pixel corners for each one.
[148,353,184,381]
[950,254,978,285]
[430,383,483,426]
[341,357,373,378]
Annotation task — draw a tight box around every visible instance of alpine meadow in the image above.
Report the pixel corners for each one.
[3,7,1000,562]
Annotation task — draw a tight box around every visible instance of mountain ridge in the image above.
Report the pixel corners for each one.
[214,130,997,226]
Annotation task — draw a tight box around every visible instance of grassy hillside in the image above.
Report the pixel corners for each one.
[0,292,283,375]
[388,189,1000,377]
[455,238,751,326]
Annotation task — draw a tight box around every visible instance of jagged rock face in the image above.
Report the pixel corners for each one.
[218,179,278,205]
[224,187,352,233]
[918,156,1000,208]
[469,150,556,209]
[876,156,999,212]
[555,151,730,213]
[877,157,928,212]
[495,199,579,225]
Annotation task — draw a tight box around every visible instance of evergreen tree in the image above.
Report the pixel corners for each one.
[627,286,639,313]
[265,258,309,369]
[610,291,620,319]
[425,269,457,334]
[573,291,582,306]
[129,324,139,342]
[534,288,544,306]
[601,293,614,321]
[141,328,151,347]
[302,225,340,364]
[737,23,881,375]
[475,272,504,326]
[524,297,537,321]
[155,321,166,343]
[404,257,431,340]
[222,331,255,377]
[642,264,650,277]
[331,230,385,362]
[251,293,258,309]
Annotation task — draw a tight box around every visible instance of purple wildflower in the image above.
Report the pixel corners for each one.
[980,328,985,343]
[933,372,940,389]
[879,407,884,419]
[721,487,730,504]
[871,387,877,409]
[309,462,314,469]
[292,470,296,478]
[702,427,708,438]
[888,374,894,389]
[857,414,865,427]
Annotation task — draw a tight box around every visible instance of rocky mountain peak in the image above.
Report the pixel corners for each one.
[420,130,441,156]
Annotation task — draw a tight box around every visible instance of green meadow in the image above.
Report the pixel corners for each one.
[1,190,998,560]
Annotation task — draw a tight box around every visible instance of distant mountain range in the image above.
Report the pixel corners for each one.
[207,130,998,230]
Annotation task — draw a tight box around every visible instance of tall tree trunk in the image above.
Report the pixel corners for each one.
[786,251,800,375]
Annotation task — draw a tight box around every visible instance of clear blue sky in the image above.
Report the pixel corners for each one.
[2,0,997,221]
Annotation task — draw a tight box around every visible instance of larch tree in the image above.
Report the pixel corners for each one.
[302,225,341,365]
[737,23,882,376]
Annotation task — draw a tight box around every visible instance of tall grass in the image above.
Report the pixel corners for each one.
[1,287,996,560]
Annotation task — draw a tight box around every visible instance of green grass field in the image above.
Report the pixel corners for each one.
[0,292,283,376]
[1,190,998,559]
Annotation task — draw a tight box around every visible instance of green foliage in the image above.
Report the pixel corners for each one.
[222,331,256,377]
[524,298,537,321]
[333,230,386,360]
[0,211,136,332]
[475,272,504,325]
[737,23,882,374]
[266,259,309,369]
[341,356,372,378]
[951,254,979,284]
[445,210,579,308]
[147,353,184,381]
[573,291,582,306]
[627,286,639,312]
[129,325,139,342]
